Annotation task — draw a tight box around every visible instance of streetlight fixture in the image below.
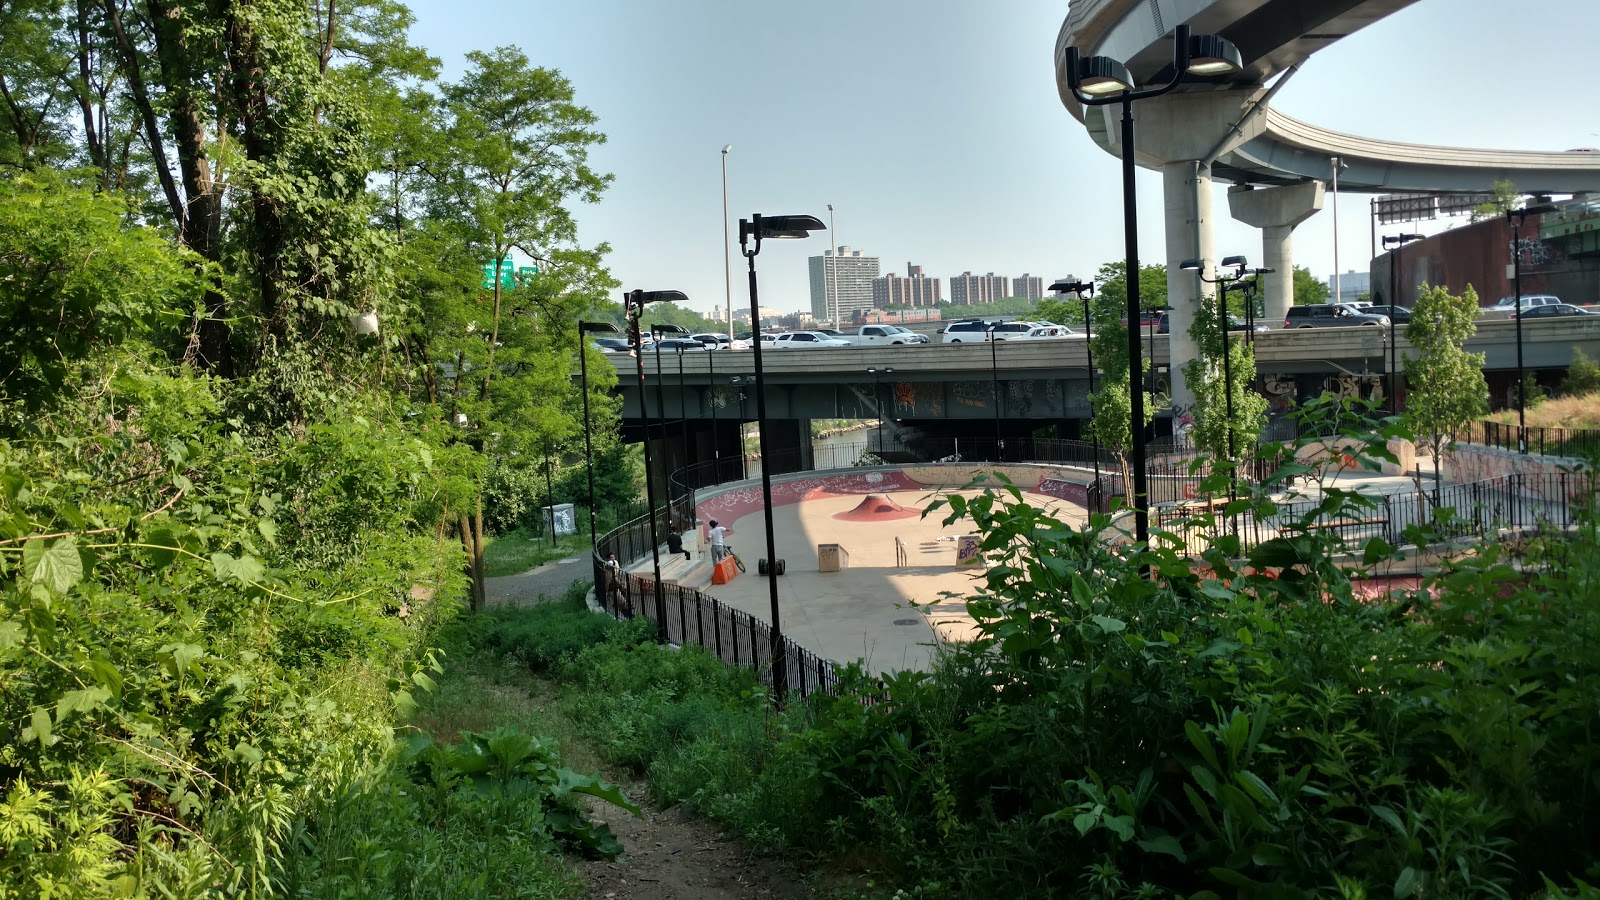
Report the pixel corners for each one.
[866,366,895,455]
[1506,202,1558,450]
[649,323,690,490]
[1050,278,1101,511]
[577,320,619,550]
[740,212,825,705]
[625,289,689,640]
[1381,233,1424,414]
[1062,23,1244,547]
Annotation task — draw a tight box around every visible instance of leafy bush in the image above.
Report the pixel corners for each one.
[457,589,636,672]
[1561,349,1600,397]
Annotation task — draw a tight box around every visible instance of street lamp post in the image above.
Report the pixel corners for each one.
[1051,278,1101,511]
[740,212,826,705]
[578,320,620,549]
[1063,24,1244,547]
[867,366,895,454]
[721,145,733,335]
[626,290,689,641]
[1180,256,1255,505]
[1506,203,1557,450]
[1381,233,1424,415]
[987,325,1002,456]
[543,440,558,548]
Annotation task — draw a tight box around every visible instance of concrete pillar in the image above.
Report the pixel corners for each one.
[1228,181,1325,325]
[1162,162,1215,418]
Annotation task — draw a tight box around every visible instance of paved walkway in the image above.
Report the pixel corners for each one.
[484,555,591,607]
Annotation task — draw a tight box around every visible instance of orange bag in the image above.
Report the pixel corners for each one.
[711,556,738,585]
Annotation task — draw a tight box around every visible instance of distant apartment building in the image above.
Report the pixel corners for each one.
[872,263,943,308]
[1012,274,1044,300]
[1326,270,1371,304]
[809,246,880,323]
[949,271,1010,305]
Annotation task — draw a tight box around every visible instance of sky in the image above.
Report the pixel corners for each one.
[405,0,1600,318]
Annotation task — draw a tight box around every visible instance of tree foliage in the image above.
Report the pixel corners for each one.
[1405,283,1489,478]
[1183,284,1268,461]
[1292,265,1330,306]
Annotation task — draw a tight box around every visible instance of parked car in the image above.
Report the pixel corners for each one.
[591,337,633,353]
[1512,303,1600,320]
[771,331,850,348]
[689,332,732,350]
[1284,303,1390,328]
[1363,304,1412,324]
[839,324,930,345]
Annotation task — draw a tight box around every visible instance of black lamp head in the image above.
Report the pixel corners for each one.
[1220,255,1249,270]
[630,289,689,307]
[1179,258,1206,271]
[580,320,620,334]
[1184,32,1244,76]
[1065,51,1134,97]
[741,214,826,243]
[1049,279,1095,296]
[650,323,690,336]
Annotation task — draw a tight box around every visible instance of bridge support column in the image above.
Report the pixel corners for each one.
[1228,181,1325,325]
[1163,161,1215,420]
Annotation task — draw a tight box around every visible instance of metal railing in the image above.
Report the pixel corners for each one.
[1154,470,1593,557]
[1460,421,1600,459]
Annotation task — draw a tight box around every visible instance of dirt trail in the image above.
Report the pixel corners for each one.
[575,781,808,900]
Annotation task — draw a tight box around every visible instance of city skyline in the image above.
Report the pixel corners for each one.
[407,0,1599,317]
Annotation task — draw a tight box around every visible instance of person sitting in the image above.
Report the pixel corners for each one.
[665,531,690,561]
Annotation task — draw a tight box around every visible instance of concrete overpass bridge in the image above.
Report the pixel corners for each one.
[1055,0,1600,412]
[609,318,1600,477]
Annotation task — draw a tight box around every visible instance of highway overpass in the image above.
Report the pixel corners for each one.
[1054,0,1600,415]
[607,318,1600,476]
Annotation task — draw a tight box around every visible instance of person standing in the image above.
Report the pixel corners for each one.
[707,519,727,563]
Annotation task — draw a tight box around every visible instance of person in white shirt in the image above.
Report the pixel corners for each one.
[707,519,727,563]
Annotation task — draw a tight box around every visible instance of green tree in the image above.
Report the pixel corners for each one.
[1085,289,1154,500]
[1560,348,1600,397]
[1472,178,1519,222]
[1292,266,1330,305]
[1184,285,1268,468]
[1094,260,1168,314]
[1404,283,1489,487]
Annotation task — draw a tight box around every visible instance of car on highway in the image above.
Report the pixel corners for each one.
[1488,293,1562,312]
[1511,303,1600,320]
[1363,304,1412,325]
[839,324,930,345]
[771,331,851,349]
[941,319,1010,343]
[1013,324,1078,340]
[1154,313,1268,334]
[689,332,732,350]
[1283,303,1390,328]
[591,337,633,353]
[640,337,708,353]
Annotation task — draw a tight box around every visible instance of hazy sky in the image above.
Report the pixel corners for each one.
[406,0,1599,316]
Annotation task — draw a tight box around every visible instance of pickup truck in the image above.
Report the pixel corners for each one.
[838,324,929,345]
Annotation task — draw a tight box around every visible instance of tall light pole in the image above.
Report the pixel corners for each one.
[1063,23,1244,548]
[1507,202,1557,450]
[626,289,689,641]
[1382,233,1424,415]
[578,320,619,548]
[867,366,894,454]
[1331,157,1346,303]
[827,204,837,327]
[1181,255,1252,504]
[721,145,733,335]
[1051,278,1100,510]
[740,212,825,705]
[987,324,1002,453]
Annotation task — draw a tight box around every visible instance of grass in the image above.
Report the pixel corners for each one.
[482,527,592,577]
[1486,389,1600,430]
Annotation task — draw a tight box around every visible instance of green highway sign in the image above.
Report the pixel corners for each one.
[480,261,539,290]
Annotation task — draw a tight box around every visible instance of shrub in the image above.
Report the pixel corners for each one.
[1560,349,1600,397]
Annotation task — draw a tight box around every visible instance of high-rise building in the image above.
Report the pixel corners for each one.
[1012,274,1044,300]
[1326,270,1371,304]
[809,246,880,323]
[949,271,1009,305]
[872,263,943,308]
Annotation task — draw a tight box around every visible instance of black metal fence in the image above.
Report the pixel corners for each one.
[1154,470,1593,557]
[592,508,841,701]
[1461,421,1600,459]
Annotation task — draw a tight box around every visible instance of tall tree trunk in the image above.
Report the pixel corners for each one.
[472,495,487,609]
[458,515,477,611]
[72,0,106,177]
[222,0,287,345]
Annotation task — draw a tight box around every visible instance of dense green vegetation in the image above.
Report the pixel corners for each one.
[463,435,1600,900]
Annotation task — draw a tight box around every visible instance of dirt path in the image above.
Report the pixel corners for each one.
[576,783,808,900]
[484,556,591,607]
